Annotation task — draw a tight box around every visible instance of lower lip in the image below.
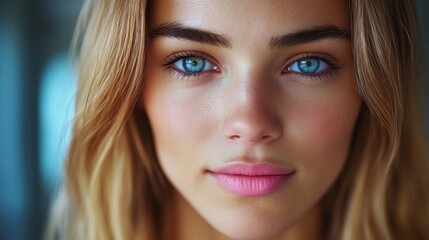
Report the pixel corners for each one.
[210,173,293,197]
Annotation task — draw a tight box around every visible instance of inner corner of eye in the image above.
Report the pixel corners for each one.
[284,64,294,72]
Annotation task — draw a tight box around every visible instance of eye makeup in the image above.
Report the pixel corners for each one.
[282,52,342,82]
[161,50,343,83]
[162,51,221,81]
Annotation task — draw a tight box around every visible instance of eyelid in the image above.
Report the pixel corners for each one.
[162,51,221,70]
[162,51,222,81]
[282,52,342,74]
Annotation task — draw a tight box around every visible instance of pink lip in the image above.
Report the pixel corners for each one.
[209,163,295,197]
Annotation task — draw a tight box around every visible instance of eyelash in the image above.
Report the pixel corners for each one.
[283,53,342,81]
[162,51,341,82]
[162,51,219,81]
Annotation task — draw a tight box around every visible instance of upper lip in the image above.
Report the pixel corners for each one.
[208,162,295,176]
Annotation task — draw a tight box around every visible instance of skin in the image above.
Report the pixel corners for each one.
[142,0,362,239]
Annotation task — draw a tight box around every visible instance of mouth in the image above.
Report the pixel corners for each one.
[208,163,295,197]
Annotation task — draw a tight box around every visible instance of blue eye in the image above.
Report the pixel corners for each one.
[288,58,329,74]
[173,56,217,73]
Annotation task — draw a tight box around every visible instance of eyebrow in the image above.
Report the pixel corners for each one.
[269,25,351,48]
[149,22,231,48]
[149,22,351,48]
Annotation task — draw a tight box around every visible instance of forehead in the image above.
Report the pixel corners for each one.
[148,0,350,38]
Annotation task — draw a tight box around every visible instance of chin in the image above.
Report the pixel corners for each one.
[206,208,294,240]
[214,222,289,240]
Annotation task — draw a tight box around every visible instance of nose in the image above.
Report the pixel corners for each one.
[222,79,282,145]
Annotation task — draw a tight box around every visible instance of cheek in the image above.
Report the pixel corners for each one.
[294,102,354,146]
[287,94,361,177]
[144,87,215,167]
[144,88,222,199]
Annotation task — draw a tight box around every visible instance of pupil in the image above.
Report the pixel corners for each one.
[298,59,319,73]
[184,57,205,72]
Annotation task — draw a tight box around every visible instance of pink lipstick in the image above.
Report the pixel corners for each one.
[209,163,295,197]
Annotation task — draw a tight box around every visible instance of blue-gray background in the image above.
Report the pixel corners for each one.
[0,1,428,240]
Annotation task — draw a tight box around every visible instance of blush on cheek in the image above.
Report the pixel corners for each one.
[290,100,359,158]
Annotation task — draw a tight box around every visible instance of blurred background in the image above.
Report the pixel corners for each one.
[0,0,428,240]
[1,0,81,239]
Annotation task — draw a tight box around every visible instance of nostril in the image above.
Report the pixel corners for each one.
[228,134,275,144]
[257,135,274,144]
[229,135,240,141]
[261,135,271,141]
[222,108,283,145]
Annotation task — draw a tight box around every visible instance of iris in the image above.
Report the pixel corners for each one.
[288,57,330,75]
[183,57,206,73]
[297,59,320,73]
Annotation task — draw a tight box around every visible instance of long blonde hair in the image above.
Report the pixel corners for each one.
[47,0,429,239]
[323,0,429,239]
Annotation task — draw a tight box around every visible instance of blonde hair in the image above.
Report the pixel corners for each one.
[324,0,429,239]
[47,0,429,239]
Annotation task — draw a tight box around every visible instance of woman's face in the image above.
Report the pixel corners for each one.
[143,0,361,239]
